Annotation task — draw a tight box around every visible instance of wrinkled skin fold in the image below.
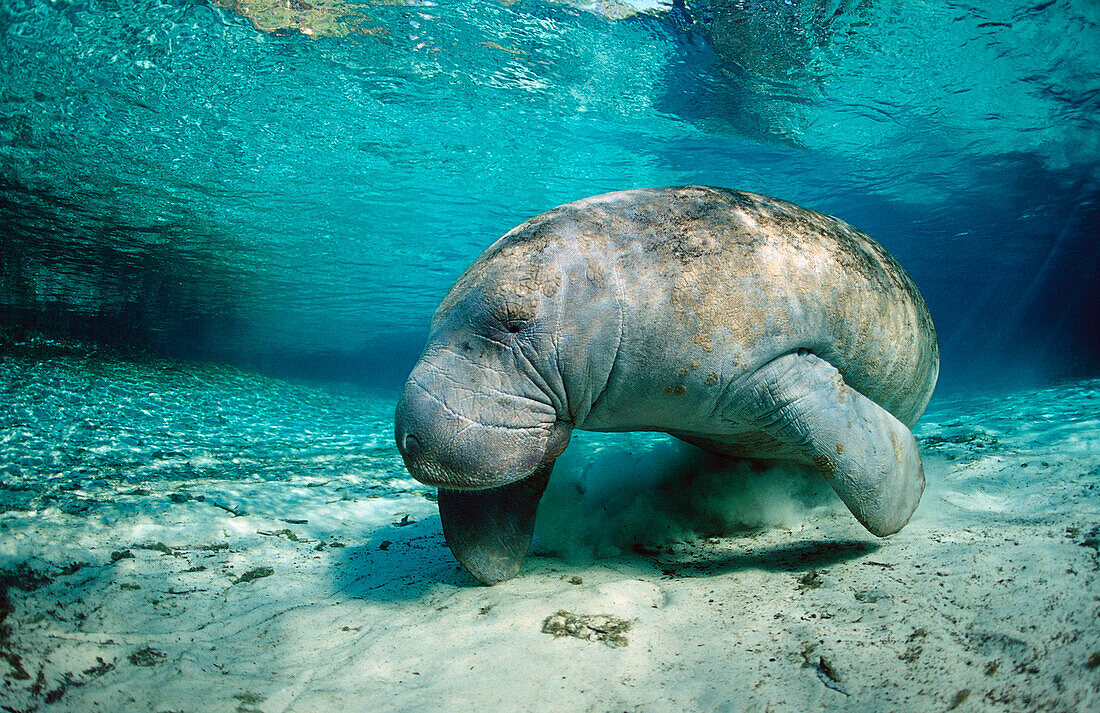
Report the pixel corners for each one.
[395,186,939,585]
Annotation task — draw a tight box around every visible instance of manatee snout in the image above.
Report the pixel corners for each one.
[395,361,570,584]
[394,363,570,490]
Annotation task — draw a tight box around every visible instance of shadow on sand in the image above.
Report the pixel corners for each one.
[333,506,880,603]
[638,538,880,579]
[332,512,480,602]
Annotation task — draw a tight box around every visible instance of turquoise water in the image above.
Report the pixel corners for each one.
[0,343,414,512]
[2,0,1098,388]
[1,6,1100,707]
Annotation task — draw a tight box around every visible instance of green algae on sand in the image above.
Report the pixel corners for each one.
[541,610,633,648]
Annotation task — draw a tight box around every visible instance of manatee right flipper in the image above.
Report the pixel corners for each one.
[437,462,553,585]
[740,351,925,536]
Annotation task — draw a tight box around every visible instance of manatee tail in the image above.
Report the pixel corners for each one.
[437,462,553,585]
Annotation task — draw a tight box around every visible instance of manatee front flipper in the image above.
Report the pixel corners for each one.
[437,463,553,585]
[741,351,925,536]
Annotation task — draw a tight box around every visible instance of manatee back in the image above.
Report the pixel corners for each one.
[497,186,939,427]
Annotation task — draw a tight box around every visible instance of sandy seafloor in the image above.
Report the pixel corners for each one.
[1,348,1098,713]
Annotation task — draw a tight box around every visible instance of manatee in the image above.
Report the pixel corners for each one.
[395,186,939,585]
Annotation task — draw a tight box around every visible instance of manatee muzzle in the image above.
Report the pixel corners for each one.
[395,377,568,490]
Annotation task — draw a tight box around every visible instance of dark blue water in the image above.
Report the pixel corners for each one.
[1,0,1098,390]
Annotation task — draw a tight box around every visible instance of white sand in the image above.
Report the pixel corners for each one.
[2,378,1098,712]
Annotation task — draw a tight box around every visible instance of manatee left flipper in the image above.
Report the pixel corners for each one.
[738,350,925,537]
[437,463,554,585]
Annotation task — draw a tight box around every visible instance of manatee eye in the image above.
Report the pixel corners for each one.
[491,302,533,336]
[504,318,528,334]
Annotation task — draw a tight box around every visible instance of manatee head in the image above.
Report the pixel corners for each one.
[395,220,619,491]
